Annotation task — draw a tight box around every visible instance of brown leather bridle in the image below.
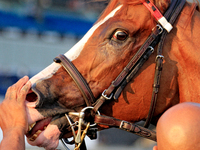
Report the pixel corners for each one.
[53,0,186,149]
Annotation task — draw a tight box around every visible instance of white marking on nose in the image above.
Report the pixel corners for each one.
[30,5,123,84]
[29,63,61,84]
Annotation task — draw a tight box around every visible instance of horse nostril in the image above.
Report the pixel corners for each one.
[26,83,41,106]
[26,91,38,102]
[30,82,48,108]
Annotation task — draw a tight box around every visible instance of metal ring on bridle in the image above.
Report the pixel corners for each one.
[80,106,100,127]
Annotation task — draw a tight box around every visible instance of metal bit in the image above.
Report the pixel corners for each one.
[65,114,77,138]
[75,111,85,143]
[74,123,90,150]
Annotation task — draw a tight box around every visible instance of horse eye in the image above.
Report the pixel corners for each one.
[113,30,128,41]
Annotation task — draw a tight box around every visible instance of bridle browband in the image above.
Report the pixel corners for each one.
[53,0,186,149]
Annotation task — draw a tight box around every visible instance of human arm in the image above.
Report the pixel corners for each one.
[0,76,31,150]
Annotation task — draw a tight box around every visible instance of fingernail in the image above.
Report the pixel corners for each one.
[23,76,29,80]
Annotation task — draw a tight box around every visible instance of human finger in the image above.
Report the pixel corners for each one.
[17,81,31,103]
[5,76,29,102]
[16,76,30,94]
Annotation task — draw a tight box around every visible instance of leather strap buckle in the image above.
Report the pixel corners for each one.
[120,120,133,131]
[156,55,164,61]
[148,46,154,53]
[102,90,113,100]
[152,24,163,35]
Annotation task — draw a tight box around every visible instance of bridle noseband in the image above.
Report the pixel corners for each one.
[54,54,95,106]
[53,0,186,149]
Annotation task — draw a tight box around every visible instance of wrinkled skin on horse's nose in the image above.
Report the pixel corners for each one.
[31,79,73,118]
[32,72,86,108]
[32,80,58,109]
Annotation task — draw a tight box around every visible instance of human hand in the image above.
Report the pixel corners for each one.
[0,76,31,135]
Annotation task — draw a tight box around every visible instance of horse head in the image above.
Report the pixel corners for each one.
[25,0,200,149]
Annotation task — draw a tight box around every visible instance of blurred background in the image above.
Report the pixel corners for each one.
[0,0,156,149]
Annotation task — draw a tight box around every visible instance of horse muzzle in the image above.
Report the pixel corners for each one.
[26,80,77,141]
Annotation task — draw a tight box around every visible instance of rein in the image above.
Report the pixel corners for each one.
[53,0,186,149]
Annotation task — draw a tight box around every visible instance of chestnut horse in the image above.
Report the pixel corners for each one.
[25,0,200,149]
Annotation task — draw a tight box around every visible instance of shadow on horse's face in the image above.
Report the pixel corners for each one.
[25,0,170,149]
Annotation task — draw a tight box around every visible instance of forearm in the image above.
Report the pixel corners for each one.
[0,127,25,150]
